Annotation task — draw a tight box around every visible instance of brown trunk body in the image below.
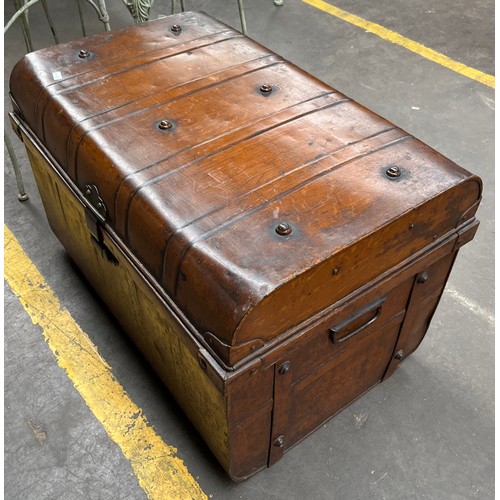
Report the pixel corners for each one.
[10,12,481,480]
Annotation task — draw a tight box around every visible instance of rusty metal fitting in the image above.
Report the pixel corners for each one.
[158,119,173,131]
[260,84,273,95]
[386,165,401,178]
[278,362,291,374]
[275,222,292,236]
[273,435,285,447]
[417,273,429,284]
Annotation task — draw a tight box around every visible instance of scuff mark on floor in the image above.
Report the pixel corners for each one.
[27,418,47,445]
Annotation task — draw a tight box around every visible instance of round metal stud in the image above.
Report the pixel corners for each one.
[78,49,90,58]
[273,435,285,448]
[394,349,404,360]
[275,222,292,236]
[158,119,173,131]
[171,24,182,34]
[260,84,273,95]
[386,165,401,178]
[278,362,291,375]
[417,273,429,284]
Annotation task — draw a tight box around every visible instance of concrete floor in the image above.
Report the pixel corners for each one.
[4,0,494,498]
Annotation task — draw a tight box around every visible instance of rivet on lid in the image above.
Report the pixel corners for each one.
[259,84,273,95]
[275,222,292,236]
[386,165,402,178]
[158,119,174,131]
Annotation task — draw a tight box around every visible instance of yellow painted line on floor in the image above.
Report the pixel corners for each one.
[4,225,207,500]
[303,0,495,89]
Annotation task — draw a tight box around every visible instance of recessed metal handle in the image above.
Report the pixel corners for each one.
[329,297,385,344]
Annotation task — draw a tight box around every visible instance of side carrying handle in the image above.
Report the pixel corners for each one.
[329,296,385,344]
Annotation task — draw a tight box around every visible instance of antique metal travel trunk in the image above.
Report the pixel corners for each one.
[9,12,481,480]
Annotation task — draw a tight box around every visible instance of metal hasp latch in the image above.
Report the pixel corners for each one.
[83,184,118,265]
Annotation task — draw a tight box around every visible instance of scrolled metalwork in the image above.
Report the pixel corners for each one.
[122,0,155,23]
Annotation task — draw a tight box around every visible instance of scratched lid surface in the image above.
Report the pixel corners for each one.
[10,12,481,368]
